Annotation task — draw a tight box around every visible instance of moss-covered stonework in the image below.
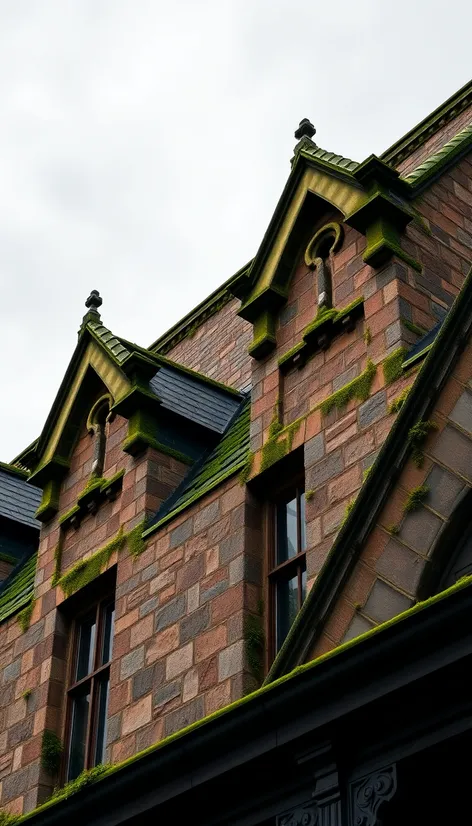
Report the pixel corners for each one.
[404,484,430,514]
[40,731,63,776]
[382,347,408,385]
[408,420,438,467]
[59,470,125,530]
[388,386,410,414]
[320,359,376,416]
[15,575,472,825]
[127,520,147,558]
[57,527,125,597]
[260,416,301,474]
[17,599,35,633]
[278,297,365,371]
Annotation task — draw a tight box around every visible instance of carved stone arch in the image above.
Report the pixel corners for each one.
[304,222,344,310]
[417,486,472,599]
[86,393,115,478]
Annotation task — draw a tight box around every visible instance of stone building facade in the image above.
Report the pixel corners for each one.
[1,79,472,822]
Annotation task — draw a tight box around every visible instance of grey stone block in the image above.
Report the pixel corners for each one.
[106,713,122,745]
[120,646,144,680]
[180,604,210,644]
[194,501,220,533]
[3,658,21,683]
[200,578,228,604]
[364,579,412,624]
[155,594,186,632]
[2,764,39,802]
[400,508,443,556]
[386,320,403,349]
[116,575,141,599]
[426,464,464,517]
[342,614,374,643]
[359,391,387,429]
[139,597,159,618]
[333,366,358,392]
[376,539,426,595]
[218,640,244,681]
[164,697,204,736]
[306,449,343,489]
[7,716,34,750]
[219,534,243,565]
[132,666,155,700]
[170,517,193,549]
[304,432,325,467]
[449,390,472,436]
[431,425,472,483]
[153,680,181,709]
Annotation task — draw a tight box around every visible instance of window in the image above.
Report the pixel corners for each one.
[269,487,307,653]
[65,596,114,781]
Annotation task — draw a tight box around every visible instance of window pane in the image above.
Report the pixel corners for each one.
[68,687,90,781]
[299,493,306,551]
[76,614,97,681]
[276,573,299,651]
[94,677,110,766]
[276,497,298,564]
[101,603,115,666]
[302,567,307,603]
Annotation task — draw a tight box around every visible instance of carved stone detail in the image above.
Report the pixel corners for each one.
[277,801,319,826]
[351,765,397,826]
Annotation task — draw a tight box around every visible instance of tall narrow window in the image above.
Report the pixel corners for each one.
[269,487,307,653]
[66,596,114,781]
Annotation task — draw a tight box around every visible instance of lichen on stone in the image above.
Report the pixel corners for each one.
[382,347,408,385]
[404,485,430,514]
[57,527,125,597]
[17,599,35,633]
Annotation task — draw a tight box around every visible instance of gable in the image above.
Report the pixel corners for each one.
[266,264,472,681]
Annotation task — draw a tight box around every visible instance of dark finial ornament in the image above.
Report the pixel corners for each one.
[294,118,316,140]
[85,290,103,315]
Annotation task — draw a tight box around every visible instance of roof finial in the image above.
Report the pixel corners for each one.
[294,118,316,140]
[85,289,102,317]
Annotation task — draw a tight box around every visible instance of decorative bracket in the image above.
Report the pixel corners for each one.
[277,802,319,826]
[349,764,397,826]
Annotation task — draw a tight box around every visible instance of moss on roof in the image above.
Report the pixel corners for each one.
[0,554,37,625]
[405,121,472,188]
[144,401,250,537]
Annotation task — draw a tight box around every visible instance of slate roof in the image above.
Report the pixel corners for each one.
[150,366,242,434]
[0,552,37,624]
[0,464,41,529]
[301,142,358,173]
[403,319,443,367]
[146,399,250,533]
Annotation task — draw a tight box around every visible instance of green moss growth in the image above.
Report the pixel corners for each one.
[127,520,147,558]
[48,764,110,804]
[58,504,81,527]
[362,466,373,481]
[41,730,63,776]
[408,420,438,467]
[260,417,301,474]
[320,359,376,416]
[305,489,315,501]
[15,574,472,825]
[77,476,106,502]
[363,325,372,345]
[51,537,63,587]
[0,551,17,566]
[57,527,125,597]
[341,499,355,527]
[244,603,265,688]
[22,689,32,701]
[17,599,35,633]
[303,306,337,337]
[401,317,427,337]
[382,347,408,385]
[100,468,125,493]
[0,813,19,825]
[278,341,305,367]
[239,452,254,485]
[388,386,410,414]
[404,485,430,514]
[387,523,400,535]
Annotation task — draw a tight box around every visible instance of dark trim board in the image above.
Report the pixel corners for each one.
[27,579,472,826]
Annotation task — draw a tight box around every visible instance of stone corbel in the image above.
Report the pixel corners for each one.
[349,764,397,826]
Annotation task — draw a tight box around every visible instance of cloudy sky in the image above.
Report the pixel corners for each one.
[0,0,470,460]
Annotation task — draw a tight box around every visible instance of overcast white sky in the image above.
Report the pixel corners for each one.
[0,0,470,460]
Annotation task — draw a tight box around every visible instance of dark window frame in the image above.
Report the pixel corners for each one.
[267,479,307,660]
[64,592,114,782]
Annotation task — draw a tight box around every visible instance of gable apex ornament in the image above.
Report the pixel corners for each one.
[294,118,316,140]
[85,289,102,318]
